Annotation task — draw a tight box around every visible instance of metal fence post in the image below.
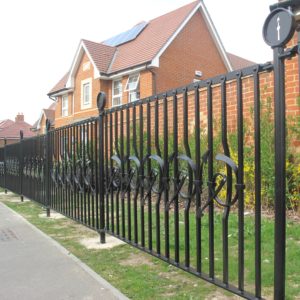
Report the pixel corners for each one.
[263,7,297,299]
[45,119,51,217]
[4,138,7,194]
[273,45,286,300]
[20,130,24,201]
[97,92,106,244]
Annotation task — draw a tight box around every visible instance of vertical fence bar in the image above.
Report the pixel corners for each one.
[83,123,87,224]
[98,93,106,243]
[207,81,215,279]
[163,94,170,259]
[183,88,191,268]
[154,97,161,254]
[95,120,99,230]
[4,138,7,194]
[139,103,145,248]
[109,113,114,233]
[194,84,202,273]
[173,90,180,264]
[45,120,51,217]
[220,76,231,285]
[236,72,245,292]
[75,125,79,221]
[120,108,125,238]
[253,67,261,298]
[115,109,120,236]
[133,104,138,243]
[19,131,24,202]
[146,99,152,250]
[273,47,286,300]
[104,113,109,231]
[126,105,132,241]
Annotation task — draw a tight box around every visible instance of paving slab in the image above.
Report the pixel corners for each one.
[0,202,129,300]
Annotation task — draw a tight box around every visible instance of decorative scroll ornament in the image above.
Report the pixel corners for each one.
[108,150,243,219]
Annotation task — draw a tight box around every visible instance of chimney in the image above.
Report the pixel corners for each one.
[15,113,24,122]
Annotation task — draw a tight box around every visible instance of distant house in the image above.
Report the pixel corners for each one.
[48,0,254,128]
[0,114,36,147]
[31,103,56,135]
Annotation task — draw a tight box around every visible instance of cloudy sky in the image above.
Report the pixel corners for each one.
[0,0,274,125]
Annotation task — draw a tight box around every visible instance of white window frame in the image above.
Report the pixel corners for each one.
[125,73,140,92]
[125,73,140,102]
[81,78,92,109]
[61,94,68,117]
[112,79,123,107]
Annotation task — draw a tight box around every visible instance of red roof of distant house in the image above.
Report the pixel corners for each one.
[43,109,55,123]
[48,72,69,95]
[0,119,14,130]
[227,53,255,70]
[32,102,56,131]
[48,102,56,110]
[0,117,36,139]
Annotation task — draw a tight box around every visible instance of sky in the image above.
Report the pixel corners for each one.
[0,0,275,125]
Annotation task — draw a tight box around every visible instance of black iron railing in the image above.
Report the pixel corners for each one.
[0,53,297,299]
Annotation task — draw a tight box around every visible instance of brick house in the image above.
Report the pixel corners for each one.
[31,103,56,135]
[48,0,253,128]
[0,114,36,147]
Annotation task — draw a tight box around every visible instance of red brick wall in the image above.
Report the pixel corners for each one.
[155,10,227,94]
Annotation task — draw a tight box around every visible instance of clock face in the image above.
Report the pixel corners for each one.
[263,8,296,48]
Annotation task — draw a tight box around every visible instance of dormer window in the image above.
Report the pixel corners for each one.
[125,74,140,102]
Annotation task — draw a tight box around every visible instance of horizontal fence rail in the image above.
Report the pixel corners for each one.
[0,49,297,298]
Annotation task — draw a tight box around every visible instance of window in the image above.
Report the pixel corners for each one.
[112,79,122,106]
[81,78,92,109]
[125,74,140,102]
[83,61,90,71]
[83,83,90,105]
[62,94,68,117]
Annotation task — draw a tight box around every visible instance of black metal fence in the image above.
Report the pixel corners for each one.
[0,41,298,300]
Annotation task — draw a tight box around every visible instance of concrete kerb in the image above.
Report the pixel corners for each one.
[0,195,130,300]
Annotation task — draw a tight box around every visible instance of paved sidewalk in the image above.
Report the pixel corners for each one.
[0,202,129,300]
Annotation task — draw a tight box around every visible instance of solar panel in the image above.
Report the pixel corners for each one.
[103,21,148,47]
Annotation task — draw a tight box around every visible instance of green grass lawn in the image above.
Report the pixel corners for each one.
[1,192,300,300]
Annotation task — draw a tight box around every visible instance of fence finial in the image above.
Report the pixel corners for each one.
[45,119,51,132]
[97,92,106,113]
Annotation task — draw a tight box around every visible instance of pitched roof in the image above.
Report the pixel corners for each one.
[43,109,55,123]
[50,0,232,94]
[32,102,56,131]
[82,39,116,73]
[48,102,56,110]
[48,72,69,95]
[0,121,36,139]
[0,119,14,130]
[107,1,200,73]
[227,53,255,70]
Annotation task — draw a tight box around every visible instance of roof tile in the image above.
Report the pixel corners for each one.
[0,121,36,139]
[109,1,199,73]
[82,39,116,74]
[227,52,255,70]
[48,72,69,95]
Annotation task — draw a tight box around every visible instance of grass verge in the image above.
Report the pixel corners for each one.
[0,192,299,299]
